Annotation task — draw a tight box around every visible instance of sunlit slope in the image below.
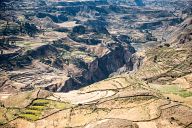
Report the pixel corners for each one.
[0,75,191,128]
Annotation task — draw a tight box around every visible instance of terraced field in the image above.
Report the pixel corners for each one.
[135,45,192,84]
[0,89,73,125]
[0,0,192,127]
[0,75,191,128]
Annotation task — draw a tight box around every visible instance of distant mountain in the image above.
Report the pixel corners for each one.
[107,0,145,6]
[135,0,145,6]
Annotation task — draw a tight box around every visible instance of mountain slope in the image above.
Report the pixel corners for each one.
[0,0,192,128]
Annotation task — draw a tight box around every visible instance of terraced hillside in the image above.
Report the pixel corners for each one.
[134,17,192,110]
[0,0,192,128]
[0,75,192,128]
[0,74,192,128]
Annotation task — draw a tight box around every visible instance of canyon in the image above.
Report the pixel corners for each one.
[0,0,192,128]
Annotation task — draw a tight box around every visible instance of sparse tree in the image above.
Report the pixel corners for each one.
[153,55,158,63]
[2,20,9,36]
[0,49,3,54]
[17,16,25,35]
[24,23,39,37]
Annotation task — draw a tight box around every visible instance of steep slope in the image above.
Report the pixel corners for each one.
[166,17,192,45]
[135,18,192,83]
[0,0,184,93]
[134,17,192,109]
